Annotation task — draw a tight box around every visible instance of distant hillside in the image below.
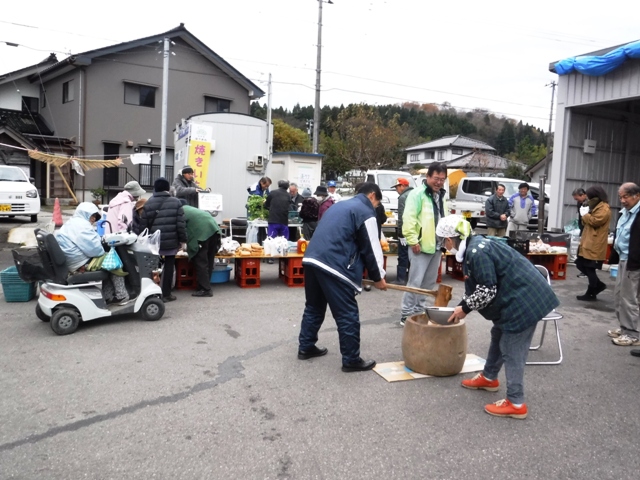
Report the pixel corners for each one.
[251,101,549,173]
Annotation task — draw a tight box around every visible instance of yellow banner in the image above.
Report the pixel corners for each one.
[187,141,211,189]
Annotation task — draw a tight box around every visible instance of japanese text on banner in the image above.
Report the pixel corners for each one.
[187,141,211,189]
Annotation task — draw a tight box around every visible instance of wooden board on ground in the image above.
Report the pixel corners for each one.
[373,354,485,382]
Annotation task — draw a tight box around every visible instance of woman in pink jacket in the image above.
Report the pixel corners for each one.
[105,181,146,233]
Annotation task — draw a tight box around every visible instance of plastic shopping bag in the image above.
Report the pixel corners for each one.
[131,228,161,255]
[102,248,123,271]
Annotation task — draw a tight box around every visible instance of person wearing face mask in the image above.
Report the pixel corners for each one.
[315,185,335,221]
[440,215,559,420]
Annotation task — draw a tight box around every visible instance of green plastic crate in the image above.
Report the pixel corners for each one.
[1,266,36,302]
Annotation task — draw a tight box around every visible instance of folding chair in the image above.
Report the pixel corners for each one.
[527,265,564,365]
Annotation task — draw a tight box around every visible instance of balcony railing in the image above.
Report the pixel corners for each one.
[139,164,174,188]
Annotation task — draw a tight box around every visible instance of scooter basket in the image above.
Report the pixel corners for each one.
[11,248,48,283]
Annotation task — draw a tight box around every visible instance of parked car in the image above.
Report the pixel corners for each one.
[0,166,40,222]
[365,170,417,214]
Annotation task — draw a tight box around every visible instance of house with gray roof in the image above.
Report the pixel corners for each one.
[404,135,496,167]
[0,24,265,203]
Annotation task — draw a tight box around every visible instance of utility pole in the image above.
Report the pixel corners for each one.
[160,37,170,177]
[313,0,333,154]
[538,80,556,235]
[266,73,273,161]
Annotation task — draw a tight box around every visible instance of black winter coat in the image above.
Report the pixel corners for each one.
[265,188,291,225]
[140,192,187,251]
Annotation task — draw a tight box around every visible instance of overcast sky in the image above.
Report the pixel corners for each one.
[2,0,638,131]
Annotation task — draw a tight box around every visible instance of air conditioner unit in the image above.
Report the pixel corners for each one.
[255,155,265,167]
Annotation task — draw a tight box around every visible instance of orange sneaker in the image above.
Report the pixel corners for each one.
[484,399,528,419]
[461,373,500,392]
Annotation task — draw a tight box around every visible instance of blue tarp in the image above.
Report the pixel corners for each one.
[555,40,640,76]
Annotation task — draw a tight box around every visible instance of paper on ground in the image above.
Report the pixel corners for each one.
[373,354,485,382]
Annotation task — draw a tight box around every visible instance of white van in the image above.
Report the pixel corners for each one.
[365,170,417,213]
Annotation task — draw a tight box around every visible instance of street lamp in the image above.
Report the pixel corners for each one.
[313,0,333,154]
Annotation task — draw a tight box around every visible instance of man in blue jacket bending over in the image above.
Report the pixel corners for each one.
[298,182,388,372]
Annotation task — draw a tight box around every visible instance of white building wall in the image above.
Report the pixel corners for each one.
[0,78,40,110]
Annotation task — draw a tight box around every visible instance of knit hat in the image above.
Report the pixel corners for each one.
[327,180,337,187]
[302,188,312,198]
[436,215,472,240]
[124,180,146,198]
[154,177,170,193]
[182,166,194,174]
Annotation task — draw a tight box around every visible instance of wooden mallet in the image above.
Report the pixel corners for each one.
[362,280,453,307]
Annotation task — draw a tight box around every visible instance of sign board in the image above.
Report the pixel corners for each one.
[198,192,223,212]
[188,140,211,189]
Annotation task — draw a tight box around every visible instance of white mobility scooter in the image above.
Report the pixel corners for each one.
[14,228,165,335]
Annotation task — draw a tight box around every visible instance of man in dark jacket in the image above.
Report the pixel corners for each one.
[141,177,186,302]
[609,182,640,351]
[485,183,511,237]
[393,177,413,285]
[173,166,208,208]
[297,182,387,373]
[289,183,304,211]
[264,180,292,239]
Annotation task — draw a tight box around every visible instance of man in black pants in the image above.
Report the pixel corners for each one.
[298,182,387,372]
[181,204,221,297]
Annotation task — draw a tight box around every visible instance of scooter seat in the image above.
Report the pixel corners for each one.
[67,270,110,285]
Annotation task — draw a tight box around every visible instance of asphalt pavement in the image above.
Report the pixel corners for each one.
[0,219,638,479]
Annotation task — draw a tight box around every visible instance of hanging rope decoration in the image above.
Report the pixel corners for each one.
[27,150,123,169]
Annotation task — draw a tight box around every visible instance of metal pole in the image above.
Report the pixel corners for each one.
[538,81,556,235]
[266,73,272,161]
[313,0,323,154]
[160,37,170,177]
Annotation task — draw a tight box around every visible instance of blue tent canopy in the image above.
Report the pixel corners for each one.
[555,40,640,76]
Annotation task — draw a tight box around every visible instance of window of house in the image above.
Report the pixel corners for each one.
[409,153,419,162]
[437,150,445,161]
[40,85,46,109]
[425,151,434,160]
[452,148,463,155]
[124,82,156,108]
[204,96,231,113]
[21,96,39,114]
[63,80,74,103]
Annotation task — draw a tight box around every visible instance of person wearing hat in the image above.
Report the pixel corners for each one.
[315,185,335,221]
[173,165,209,208]
[140,177,186,302]
[438,215,559,419]
[327,180,342,202]
[393,177,413,285]
[105,181,146,233]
